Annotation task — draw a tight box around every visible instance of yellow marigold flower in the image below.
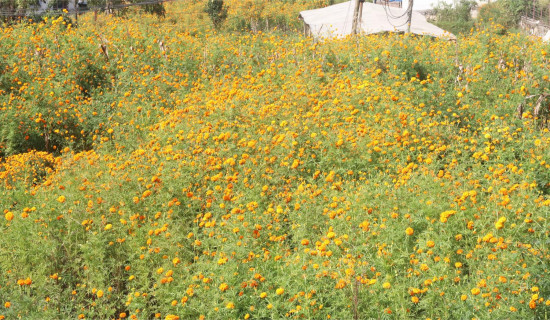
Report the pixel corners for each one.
[96,290,104,298]
[382,282,391,289]
[495,216,506,230]
[276,288,285,295]
[461,295,467,301]
[405,227,414,236]
[219,283,229,292]
[426,240,435,248]
[259,292,267,298]
[172,257,181,266]
[104,224,113,231]
[4,211,14,221]
[471,288,480,295]
[226,302,235,309]
[57,195,66,203]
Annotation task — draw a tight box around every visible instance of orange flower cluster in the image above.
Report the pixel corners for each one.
[0,2,549,320]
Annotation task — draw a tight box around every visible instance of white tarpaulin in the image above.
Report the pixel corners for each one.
[299,1,456,40]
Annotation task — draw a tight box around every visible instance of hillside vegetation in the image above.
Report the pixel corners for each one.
[1,1,549,319]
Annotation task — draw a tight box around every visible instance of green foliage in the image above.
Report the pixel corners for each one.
[141,3,166,18]
[478,0,528,29]
[1,5,550,320]
[431,0,476,35]
[204,0,227,29]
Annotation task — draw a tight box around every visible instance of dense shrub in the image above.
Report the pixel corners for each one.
[478,0,528,29]
[431,0,476,35]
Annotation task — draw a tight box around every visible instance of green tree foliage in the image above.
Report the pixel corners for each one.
[431,0,476,35]
[478,0,528,29]
[0,0,41,21]
[204,0,227,29]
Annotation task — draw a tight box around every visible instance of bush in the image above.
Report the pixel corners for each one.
[478,0,528,29]
[431,0,476,35]
[204,0,228,29]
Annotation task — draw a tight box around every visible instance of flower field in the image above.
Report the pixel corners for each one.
[0,1,549,319]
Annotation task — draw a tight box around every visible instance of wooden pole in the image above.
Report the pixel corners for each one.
[358,0,363,30]
[74,0,78,27]
[406,0,413,34]
[351,0,362,35]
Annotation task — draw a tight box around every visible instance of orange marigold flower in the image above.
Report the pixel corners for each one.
[4,211,14,221]
[219,283,229,292]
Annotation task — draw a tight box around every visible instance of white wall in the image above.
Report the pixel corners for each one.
[400,0,493,11]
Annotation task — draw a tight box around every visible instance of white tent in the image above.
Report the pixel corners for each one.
[299,1,456,40]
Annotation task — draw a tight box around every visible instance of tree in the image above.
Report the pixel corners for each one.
[204,0,227,29]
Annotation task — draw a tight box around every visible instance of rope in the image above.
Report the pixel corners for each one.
[382,0,412,29]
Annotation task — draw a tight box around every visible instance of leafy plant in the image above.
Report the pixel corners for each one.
[204,0,228,29]
[430,0,476,35]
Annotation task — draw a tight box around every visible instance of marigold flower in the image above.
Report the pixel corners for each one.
[219,283,229,292]
[4,211,14,221]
